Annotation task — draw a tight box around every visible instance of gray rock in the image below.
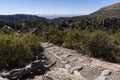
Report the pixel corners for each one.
[0,60,56,79]
[65,64,71,69]
[101,70,111,76]
[80,65,101,80]
[61,60,69,64]
[70,66,83,73]
[64,54,72,58]
[73,70,86,80]
[69,57,77,62]
[34,76,44,80]
[0,76,8,80]
[95,76,107,80]
[41,43,53,48]
[95,70,111,80]
[42,43,120,80]
[106,71,120,80]
[56,51,63,55]
[40,68,86,80]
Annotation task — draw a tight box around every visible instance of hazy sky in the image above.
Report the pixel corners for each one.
[0,0,120,15]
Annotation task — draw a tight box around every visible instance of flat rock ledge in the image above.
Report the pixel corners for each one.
[38,42,120,80]
[34,68,86,80]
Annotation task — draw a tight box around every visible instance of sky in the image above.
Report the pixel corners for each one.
[0,0,120,15]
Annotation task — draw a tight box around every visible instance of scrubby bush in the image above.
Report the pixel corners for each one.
[0,27,14,34]
[41,27,66,46]
[88,30,119,62]
[62,29,90,54]
[0,29,43,69]
[62,29,120,63]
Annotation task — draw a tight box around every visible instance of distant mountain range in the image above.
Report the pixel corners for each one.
[38,14,81,19]
[0,2,119,22]
[0,14,47,22]
[0,2,120,33]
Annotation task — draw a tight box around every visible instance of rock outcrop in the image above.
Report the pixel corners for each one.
[40,42,120,80]
[0,59,56,80]
[34,68,86,80]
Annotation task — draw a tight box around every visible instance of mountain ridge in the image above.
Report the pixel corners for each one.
[90,2,120,17]
[0,2,120,22]
[0,14,48,22]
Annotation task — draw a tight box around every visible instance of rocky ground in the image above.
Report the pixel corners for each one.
[38,43,120,80]
[1,42,120,80]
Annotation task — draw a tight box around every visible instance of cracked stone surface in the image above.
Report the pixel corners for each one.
[34,68,86,80]
[39,42,120,80]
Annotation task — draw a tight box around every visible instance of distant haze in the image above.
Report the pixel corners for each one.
[38,14,81,19]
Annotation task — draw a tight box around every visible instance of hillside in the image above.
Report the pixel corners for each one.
[90,2,120,17]
[0,3,120,33]
[0,14,47,22]
[1,2,120,33]
[51,3,120,33]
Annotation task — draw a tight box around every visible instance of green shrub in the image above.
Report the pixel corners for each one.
[0,32,43,69]
[41,28,65,46]
[62,29,120,62]
[88,30,118,62]
[62,29,90,54]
